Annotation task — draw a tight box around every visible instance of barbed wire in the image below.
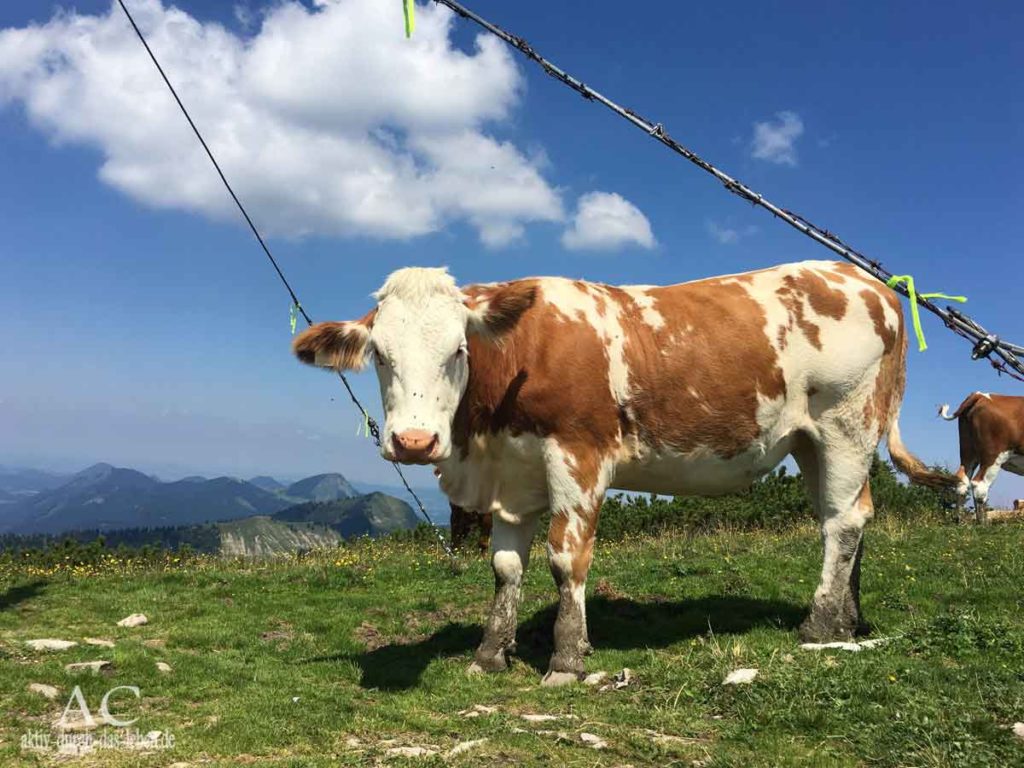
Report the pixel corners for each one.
[431,0,1024,383]
[114,0,458,564]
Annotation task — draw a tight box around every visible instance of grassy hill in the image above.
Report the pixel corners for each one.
[1,519,1023,766]
[274,492,419,538]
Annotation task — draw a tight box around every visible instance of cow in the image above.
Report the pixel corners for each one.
[449,502,492,554]
[938,393,1024,523]
[293,260,955,685]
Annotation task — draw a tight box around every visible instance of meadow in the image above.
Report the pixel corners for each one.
[1,514,1023,767]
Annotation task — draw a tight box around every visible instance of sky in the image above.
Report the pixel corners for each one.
[0,0,1021,501]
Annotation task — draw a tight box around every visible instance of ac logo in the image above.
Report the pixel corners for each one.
[58,685,140,729]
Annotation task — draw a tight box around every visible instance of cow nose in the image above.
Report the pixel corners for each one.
[392,429,440,464]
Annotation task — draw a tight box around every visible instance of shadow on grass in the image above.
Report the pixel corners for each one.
[0,580,47,611]
[308,594,803,691]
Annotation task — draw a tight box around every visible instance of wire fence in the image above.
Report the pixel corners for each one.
[431,0,1024,383]
[114,0,457,564]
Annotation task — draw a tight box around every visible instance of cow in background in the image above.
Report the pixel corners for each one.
[294,260,956,684]
[449,503,492,554]
[939,393,1024,523]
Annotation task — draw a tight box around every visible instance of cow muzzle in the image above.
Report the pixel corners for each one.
[390,429,441,464]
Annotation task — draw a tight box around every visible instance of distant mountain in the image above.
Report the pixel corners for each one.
[274,492,419,538]
[179,475,208,483]
[0,465,72,495]
[285,473,358,502]
[0,488,18,504]
[0,463,292,535]
[248,475,285,493]
[357,482,451,526]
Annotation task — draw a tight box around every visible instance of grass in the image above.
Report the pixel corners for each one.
[1,519,1022,766]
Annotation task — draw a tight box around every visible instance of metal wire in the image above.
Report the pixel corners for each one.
[431,0,1024,383]
[115,0,457,563]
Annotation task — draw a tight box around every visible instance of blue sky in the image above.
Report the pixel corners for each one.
[1,0,1021,501]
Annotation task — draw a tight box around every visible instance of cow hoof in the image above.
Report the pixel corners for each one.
[540,670,579,687]
[470,649,509,674]
[798,614,855,644]
[466,662,485,676]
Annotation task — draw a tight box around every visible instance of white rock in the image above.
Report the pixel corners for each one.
[84,638,115,648]
[1013,722,1024,741]
[117,613,148,627]
[599,667,634,691]
[723,668,759,685]
[156,662,172,674]
[800,641,863,652]
[799,636,896,653]
[583,671,608,686]
[25,639,77,651]
[447,738,488,757]
[521,713,572,723]
[28,683,60,699]
[580,732,608,749]
[65,660,110,674]
[384,746,439,758]
[459,704,497,718]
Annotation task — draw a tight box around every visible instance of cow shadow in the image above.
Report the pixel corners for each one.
[327,594,803,691]
[0,580,47,611]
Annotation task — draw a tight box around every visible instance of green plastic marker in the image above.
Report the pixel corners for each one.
[886,275,966,352]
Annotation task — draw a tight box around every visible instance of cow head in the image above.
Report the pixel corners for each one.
[293,267,535,465]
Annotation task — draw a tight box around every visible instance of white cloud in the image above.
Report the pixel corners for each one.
[750,111,804,166]
[706,220,758,245]
[561,192,655,251]
[0,0,564,245]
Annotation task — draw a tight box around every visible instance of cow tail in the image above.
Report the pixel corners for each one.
[885,417,960,489]
[937,392,983,422]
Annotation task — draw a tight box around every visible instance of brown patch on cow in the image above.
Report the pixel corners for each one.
[466,282,538,338]
[609,277,786,459]
[453,281,621,468]
[774,270,847,351]
[817,268,847,285]
[292,308,377,371]
[859,285,906,437]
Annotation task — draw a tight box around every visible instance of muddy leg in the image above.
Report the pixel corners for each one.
[800,449,873,643]
[470,514,538,673]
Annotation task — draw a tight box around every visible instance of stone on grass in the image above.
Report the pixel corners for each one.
[117,613,148,627]
[25,639,77,651]
[583,671,608,686]
[84,638,115,648]
[447,738,488,757]
[580,732,608,749]
[521,713,576,723]
[28,683,60,699]
[722,668,759,685]
[1013,722,1024,741]
[459,704,497,718]
[599,667,634,691]
[156,661,172,674]
[799,636,896,653]
[65,660,110,674]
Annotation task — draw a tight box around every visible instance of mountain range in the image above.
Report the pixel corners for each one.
[0,463,421,541]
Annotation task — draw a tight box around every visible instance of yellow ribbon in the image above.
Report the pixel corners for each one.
[886,275,966,352]
[403,0,415,38]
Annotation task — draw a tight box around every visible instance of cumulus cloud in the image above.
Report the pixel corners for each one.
[0,0,564,245]
[561,192,655,251]
[706,220,757,245]
[750,111,804,166]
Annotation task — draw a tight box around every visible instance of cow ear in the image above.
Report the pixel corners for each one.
[465,283,536,339]
[292,309,376,371]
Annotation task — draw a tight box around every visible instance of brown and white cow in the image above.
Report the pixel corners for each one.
[293,260,954,685]
[938,392,1024,523]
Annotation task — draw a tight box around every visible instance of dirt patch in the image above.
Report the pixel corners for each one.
[594,578,627,600]
[353,622,384,651]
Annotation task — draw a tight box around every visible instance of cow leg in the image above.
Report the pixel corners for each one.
[800,446,873,643]
[470,513,538,673]
[541,442,607,686]
[970,453,1006,525]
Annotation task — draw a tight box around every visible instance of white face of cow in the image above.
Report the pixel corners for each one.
[292,267,535,465]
